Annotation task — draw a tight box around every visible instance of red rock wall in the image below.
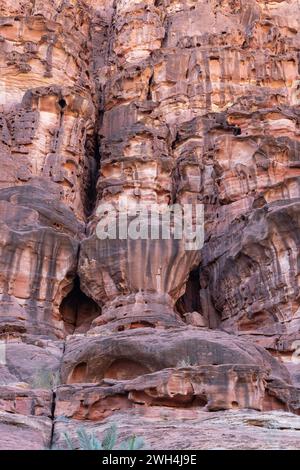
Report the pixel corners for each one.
[0,0,299,450]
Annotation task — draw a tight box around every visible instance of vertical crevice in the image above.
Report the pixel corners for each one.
[83,130,101,218]
[49,390,56,449]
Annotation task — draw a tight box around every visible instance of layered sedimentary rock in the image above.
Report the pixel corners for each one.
[0,186,82,337]
[0,0,300,450]
[52,408,300,450]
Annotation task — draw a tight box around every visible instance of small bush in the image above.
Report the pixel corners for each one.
[177,357,194,368]
[59,423,144,451]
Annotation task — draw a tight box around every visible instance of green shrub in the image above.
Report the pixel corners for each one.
[60,423,145,451]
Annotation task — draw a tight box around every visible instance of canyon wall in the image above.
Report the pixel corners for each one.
[0,0,300,449]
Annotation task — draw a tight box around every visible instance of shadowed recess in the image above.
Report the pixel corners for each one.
[59,276,101,335]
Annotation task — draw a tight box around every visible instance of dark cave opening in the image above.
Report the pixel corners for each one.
[176,267,202,317]
[58,98,67,109]
[60,276,101,335]
[233,126,242,136]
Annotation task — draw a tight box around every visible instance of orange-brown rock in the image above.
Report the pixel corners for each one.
[55,364,269,419]
[0,0,300,451]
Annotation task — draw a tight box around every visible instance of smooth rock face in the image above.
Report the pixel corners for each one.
[79,235,200,329]
[0,411,52,450]
[0,0,300,450]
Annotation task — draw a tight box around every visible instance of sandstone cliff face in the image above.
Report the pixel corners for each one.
[0,0,300,450]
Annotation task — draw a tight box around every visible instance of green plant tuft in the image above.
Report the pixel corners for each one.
[177,357,194,368]
[58,424,145,451]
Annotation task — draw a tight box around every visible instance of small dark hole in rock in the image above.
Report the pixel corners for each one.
[233,126,242,136]
[58,98,67,109]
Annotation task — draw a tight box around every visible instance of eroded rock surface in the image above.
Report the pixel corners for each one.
[0,0,300,450]
[52,408,300,450]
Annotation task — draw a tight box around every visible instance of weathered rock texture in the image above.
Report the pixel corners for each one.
[0,0,300,450]
[51,408,300,450]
